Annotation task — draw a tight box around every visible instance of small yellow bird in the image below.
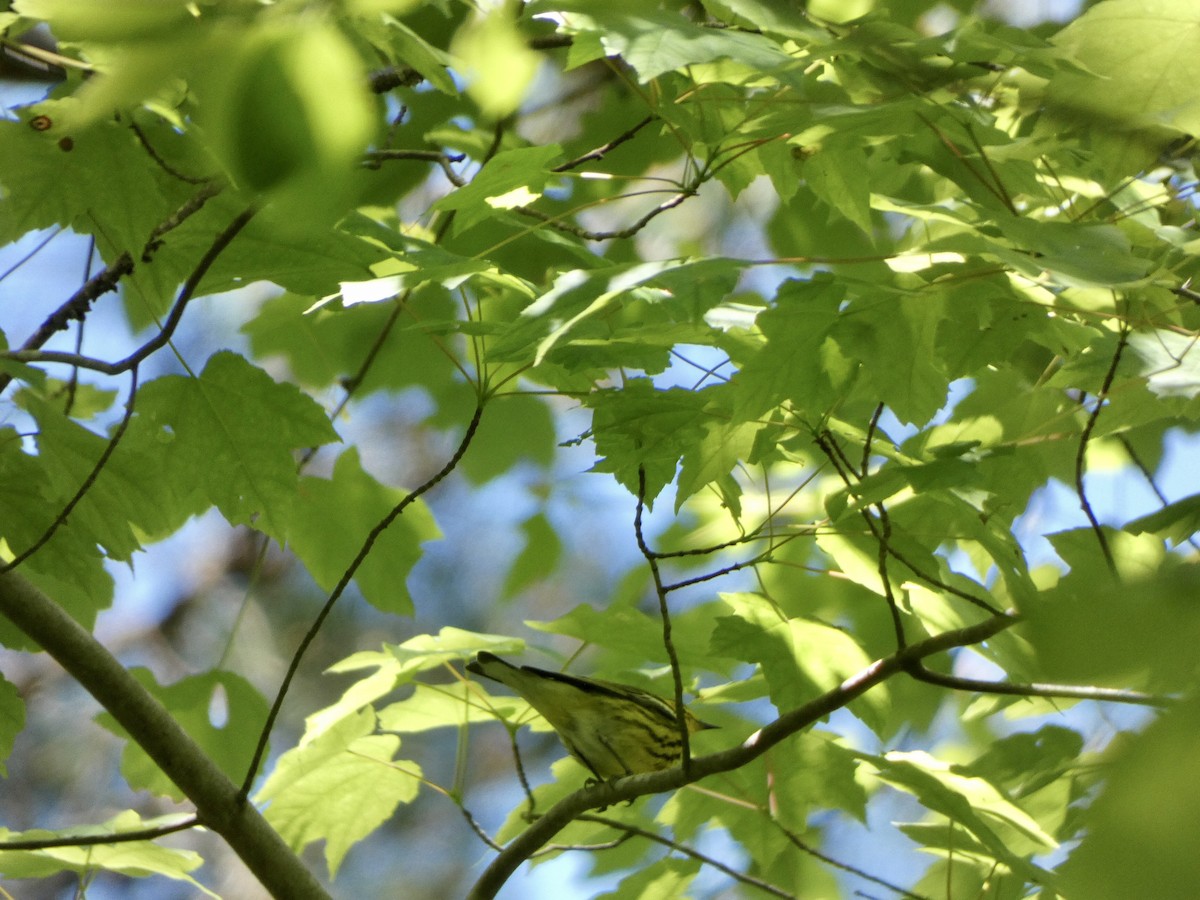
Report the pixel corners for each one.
[466,651,714,780]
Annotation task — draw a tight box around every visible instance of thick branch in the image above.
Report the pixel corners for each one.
[466,614,1016,900]
[0,571,329,899]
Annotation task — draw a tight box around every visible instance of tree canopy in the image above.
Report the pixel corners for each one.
[1,0,1199,897]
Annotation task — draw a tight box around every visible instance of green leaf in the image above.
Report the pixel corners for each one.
[535,2,796,82]
[990,218,1153,288]
[804,139,873,235]
[1049,0,1200,137]
[1060,699,1200,900]
[833,292,950,425]
[868,749,1058,880]
[594,856,700,899]
[22,394,190,560]
[730,278,844,421]
[0,672,24,776]
[12,0,196,41]
[528,600,719,681]
[501,511,563,598]
[196,22,377,225]
[1126,493,1200,544]
[587,381,710,502]
[0,102,191,254]
[0,812,213,893]
[431,144,563,232]
[377,681,498,733]
[135,351,339,539]
[1024,564,1200,693]
[257,709,421,877]
[676,416,760,511]
[242,289,460,395]
[458,394,555,483]
[95,670,268,802]
[287,447,440,615]
[710,593,887,731]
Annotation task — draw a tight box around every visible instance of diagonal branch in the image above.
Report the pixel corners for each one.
[466,614,1016,900]
[0,252,134,395]
[241,403,486,796]
[0,571,329,899]
[1,366,140,575]
[1075,327,1128,577]
[2,208,256,376]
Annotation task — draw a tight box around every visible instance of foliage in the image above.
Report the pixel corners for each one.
[1,0,1199,897]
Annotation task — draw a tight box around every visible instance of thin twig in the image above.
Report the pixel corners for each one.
[3,208,257,375]
[1075,327,1128,577]
[0,226,60,285]
[777,823,929,900]
[142,182,224,261]
[241,403,485,797]
[862,403,884,477]
[1118,434,1200,552]
[579,814,794,897]
[129,120,211,185]
[634,466,691,775]
[0,816,199,850]
[908,665,1168,707]
[552,116,656,172]
[1,365,140,575]
[515,187,697,242]
[0,252,135,394]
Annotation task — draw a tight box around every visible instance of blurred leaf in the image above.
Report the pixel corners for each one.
[452,10,539,118]
[458,394,555,483]
[1024,564,1200,692]
[1060,699,1200,900]
[0,673,24,776]
[196,22,377,226]
[502,511,563,598]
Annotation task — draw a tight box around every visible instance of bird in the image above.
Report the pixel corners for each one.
[466,651,715,781]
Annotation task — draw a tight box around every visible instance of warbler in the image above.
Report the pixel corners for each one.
[466,651,714,780]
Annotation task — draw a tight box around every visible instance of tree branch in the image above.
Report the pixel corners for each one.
[0,252,134,394]
[0,816,199,850]
[1,366,140,575]
[2,207,256,375]
[1075,326,1128,577]
[242,402,486,796]
[0,571,329,899]
[907,664,1168,707]
[466,614,1016,900]
[634,466,692,773]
